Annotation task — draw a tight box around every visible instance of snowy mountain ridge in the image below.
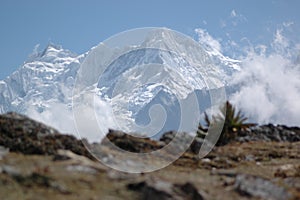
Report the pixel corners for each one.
[0,31,240,137]
[0,44,84,114]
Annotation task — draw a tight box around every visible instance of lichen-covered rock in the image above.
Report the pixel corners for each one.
[0,112,92,159]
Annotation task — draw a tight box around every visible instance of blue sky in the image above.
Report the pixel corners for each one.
[1,0,299,80]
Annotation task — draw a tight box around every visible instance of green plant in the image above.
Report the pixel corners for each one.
[197,101,256,146]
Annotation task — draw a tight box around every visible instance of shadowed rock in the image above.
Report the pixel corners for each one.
[102,129,165,153]
[0,112,92,159]
[103,129,204,154]
[128,179,204,200]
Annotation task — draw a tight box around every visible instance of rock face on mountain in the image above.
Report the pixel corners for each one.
[0,112,299,199]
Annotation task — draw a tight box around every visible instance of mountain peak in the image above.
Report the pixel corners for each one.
[141,28,182,49]
[41,43,63,53]
[26,43,77,64]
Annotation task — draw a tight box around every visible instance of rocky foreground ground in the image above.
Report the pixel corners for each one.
[0,112,299,200]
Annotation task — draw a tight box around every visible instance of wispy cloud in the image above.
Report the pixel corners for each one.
[227,9,247,27]
[230,9,237,18]
[195,28,222,53]
[283,21,294,27]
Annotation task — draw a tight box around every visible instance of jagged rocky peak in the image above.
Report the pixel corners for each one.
[26,43,78,64]
[0,43,82,119]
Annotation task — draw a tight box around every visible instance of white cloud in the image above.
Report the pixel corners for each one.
[254,45,267,56]
[231,9,237,18]
[33,44,40,55]
[227,9,247,27]
[27,102,77,135]
[26,97,117,142]
[273,29,289,52]
[283,21,294,27]
[230,84,276,122]
[194,25,300,126]
[230,29,300,126]
[72,97,117,142]
[195,28,222,53]
[220,19,227,28]
[27,44,40,60]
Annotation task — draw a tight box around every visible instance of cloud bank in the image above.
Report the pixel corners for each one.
[196,25,300,126]
[27,98,117,142]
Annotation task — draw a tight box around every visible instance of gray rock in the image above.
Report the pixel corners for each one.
[0,146,9,160]
[190,137,204,154]
[0,165,20,176]
[174,182,204,200]
[128,179,204,200]
[66,165,97,174]
[236,124,300,143]
[128,180,173,200]
[234,174,291,200]
[160,131,177,144]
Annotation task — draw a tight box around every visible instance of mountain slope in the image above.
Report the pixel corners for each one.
[0,30,240,139]
[0,44,83,113]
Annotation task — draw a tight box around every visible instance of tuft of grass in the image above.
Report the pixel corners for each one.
[197,101,256,146]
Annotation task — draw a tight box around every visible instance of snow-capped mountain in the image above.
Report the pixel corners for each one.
[0,44,84,114]
[0,29,240,139]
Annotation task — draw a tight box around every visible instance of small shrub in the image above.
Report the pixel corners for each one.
[197,101,256,146]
